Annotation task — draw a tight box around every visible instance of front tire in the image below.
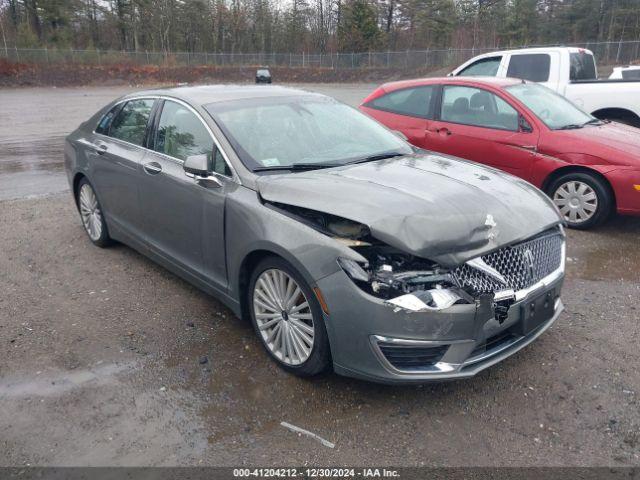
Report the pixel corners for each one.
[547,172,612,229]
[248,256,331,377]
[76,178,112,247]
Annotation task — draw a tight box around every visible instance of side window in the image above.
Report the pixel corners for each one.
[95,105,120,135]
[570,52,597,81]
[457,56,502,77]
[154,100,214,163]
[622,70,640,80]
[367,86,435,118]
[109,99,154,146]
[507,54,551,82]
[441,86,518,131]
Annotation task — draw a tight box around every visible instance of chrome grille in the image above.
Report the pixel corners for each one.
[452,228,564,294]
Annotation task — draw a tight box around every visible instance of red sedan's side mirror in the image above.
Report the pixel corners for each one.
[519,115,533,133]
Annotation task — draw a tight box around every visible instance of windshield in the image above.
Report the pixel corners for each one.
[206,96,412,171]
[257,69,270,76]
[506,83,594,130]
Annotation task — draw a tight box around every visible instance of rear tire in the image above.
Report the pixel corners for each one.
[76,178,112,247]
[247,256,331,377]
[547,172,613,230]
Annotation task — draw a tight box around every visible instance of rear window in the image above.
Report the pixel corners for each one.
[507,54,551,82]
[457,56,502,77]
[95,105,120,135]
[570,52,597,81]
[366,86,436,118]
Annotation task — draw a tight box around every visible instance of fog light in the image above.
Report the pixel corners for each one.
[386,289,462,312]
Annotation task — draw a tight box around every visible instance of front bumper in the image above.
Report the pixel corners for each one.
[317,270,564,384]
[607,168,640,215]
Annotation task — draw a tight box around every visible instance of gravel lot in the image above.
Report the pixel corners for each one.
[0,84,639,467]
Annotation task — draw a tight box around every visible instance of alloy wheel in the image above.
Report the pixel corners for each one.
[79,183,103,241]
[252,268,315,366]
[553,181,598,224]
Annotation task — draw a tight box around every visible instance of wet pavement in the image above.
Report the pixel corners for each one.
[1,85,639,467]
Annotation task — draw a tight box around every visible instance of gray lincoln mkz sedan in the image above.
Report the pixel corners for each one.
[65,85,566,383]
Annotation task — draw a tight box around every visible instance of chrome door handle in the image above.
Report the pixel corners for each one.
[143,161,162,175]
[519,145,537,152]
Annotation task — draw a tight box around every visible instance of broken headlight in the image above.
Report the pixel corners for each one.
[266,201,472,312]
[337,246,473,311]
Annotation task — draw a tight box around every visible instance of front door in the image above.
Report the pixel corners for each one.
[426,85,539,179]
[138,99,231,289]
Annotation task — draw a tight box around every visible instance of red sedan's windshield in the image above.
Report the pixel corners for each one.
[506,83,595,130]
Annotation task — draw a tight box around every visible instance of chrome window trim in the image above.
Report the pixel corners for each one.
[92,95,241,185]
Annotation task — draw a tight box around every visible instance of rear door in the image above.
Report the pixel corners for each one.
[91,98,156,239]
[426,84,540,179]
[360,85,438,148]
[138,98,233,289]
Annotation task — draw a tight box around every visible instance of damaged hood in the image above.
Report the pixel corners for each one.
[256,153,562,266]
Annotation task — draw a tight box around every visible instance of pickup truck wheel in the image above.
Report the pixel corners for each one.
[248,256,331,377]
[547,173,612,229]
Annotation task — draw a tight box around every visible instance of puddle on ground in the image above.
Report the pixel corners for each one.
[0,361,137,398]
[0,136,65,174]
[566,216,640,282]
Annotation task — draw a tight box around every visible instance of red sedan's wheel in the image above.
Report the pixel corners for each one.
[547,172,613,230]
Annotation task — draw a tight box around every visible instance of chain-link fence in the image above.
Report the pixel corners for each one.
[2,41,640,70]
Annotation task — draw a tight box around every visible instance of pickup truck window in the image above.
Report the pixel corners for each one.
[458,57,502,77]
[366,86,436,118]
[507,83,593,130]
[570,52,597,81]
[622,70,640,80]
[507,54,551,82]
[441,85,518,131]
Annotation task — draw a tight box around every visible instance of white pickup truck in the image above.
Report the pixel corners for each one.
[450,47,640,127]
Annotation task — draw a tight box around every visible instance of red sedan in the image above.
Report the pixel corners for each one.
[360,77,640,229]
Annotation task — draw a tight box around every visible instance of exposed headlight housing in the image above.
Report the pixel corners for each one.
[337,257,369,283]
[338,248,472,311]
[386,288,463,312]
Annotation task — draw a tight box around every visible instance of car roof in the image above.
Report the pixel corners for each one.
[380,76,524,92]
[123,84,320,105]
[470,46,590,57]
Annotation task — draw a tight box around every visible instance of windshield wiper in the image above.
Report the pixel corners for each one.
[345,151,406,165]
[253,163,338,172]
[557,123,584,130]
[582,118,604,127]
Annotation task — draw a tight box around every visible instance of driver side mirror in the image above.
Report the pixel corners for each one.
[519,115,533,133]
[183,154,211,177]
